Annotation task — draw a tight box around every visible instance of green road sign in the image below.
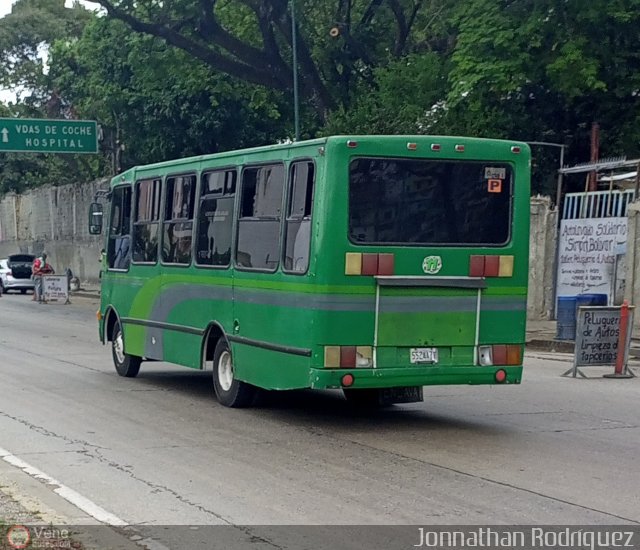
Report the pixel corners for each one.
[0,117,98,154]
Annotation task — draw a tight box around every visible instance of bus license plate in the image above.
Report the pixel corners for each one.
[410,347,438,364]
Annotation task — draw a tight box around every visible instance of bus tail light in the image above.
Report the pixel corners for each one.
[469,255,514,277]
[346,140,358,148]
[506,345,522,365]
[495,369,507,383]
[324,346,373,368]
[345,253,394,276]
[407,142,418,151]
[511,146,521,154]
[340,346,356,368]
[477,345,522,366]
[431,143,441,151]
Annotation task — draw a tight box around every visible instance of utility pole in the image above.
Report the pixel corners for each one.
[290,0,300,141]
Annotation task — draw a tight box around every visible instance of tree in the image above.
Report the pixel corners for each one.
[0,0,91,105]
[439,0,640,192]
[89,0,436,122]
[0,0,98,194]
[324,52,448,135]
[49,16,291,171]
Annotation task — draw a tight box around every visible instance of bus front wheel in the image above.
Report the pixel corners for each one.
[212,339,256,408]
[112,321,142,378]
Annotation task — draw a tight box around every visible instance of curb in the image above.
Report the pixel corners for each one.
[526,339,575,353]
[69,291,100,300]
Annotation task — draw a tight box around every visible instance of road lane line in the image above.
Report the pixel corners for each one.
[0,445,127,526]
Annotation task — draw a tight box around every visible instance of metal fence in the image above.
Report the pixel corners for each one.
[562,190,636,219]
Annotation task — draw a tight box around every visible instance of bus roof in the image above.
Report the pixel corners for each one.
[111,135,530,184]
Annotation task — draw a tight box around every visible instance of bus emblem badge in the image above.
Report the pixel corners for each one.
[422,256,442,274]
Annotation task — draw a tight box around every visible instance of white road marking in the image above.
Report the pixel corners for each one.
[0,446,127,526]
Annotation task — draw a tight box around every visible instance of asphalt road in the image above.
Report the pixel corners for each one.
[0,292,639,539]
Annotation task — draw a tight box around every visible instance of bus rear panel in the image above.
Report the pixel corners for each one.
[308,136,529,395]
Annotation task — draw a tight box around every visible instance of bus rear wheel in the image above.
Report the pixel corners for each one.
[212,339,256,408]
[112,320,142,378]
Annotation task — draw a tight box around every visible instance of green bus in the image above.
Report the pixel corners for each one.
[90,135,530,407]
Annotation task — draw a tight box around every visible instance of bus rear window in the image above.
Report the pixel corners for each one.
[349,158,512,246]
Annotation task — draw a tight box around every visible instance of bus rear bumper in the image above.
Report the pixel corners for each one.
[309,365,523,389]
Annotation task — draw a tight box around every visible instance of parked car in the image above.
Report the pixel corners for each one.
[0,254,36,294]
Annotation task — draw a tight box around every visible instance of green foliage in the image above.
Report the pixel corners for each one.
[0,0,97,194]
[49,17,290,170]
[1,0,639,198]
[324,53,448,135]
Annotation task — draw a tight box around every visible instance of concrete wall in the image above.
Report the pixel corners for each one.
[527,195,558,321]
[0,179,109,282]
[1,182,560,317]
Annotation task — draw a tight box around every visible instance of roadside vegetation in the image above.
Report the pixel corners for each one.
[1,0,639,195]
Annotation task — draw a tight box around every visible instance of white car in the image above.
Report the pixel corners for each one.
[0,254,36,295]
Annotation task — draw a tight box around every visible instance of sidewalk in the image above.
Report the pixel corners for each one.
[70,282,101,301]
[527,318,640,357]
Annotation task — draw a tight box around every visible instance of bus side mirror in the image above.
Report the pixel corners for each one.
[89,202,104,235]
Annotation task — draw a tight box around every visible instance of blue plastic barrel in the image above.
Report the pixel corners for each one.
[576,293,608,311]
[556,296,577,340]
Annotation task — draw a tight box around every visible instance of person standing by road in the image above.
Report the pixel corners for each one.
[32,252,55,302]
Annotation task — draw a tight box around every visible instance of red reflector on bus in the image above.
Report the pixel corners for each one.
[469,255,485,277]
[362,254,378,276]
[431,144,441,151]
[511,146,521,153]
[341,374,355,387]
[340,346,357,368]
[377,253,395,275]
[495,369,507,383]
[346,140,358,148]
[484,256,500,277]
[455,144,465,152]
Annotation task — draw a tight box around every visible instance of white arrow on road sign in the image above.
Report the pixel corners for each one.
[1,128,8,143]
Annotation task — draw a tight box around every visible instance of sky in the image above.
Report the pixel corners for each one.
[0,0,98,103]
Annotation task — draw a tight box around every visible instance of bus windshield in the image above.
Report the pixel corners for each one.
[349,157,512,246]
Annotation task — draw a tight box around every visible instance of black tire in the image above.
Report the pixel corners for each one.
[20,289,27,294]
[212,339,256,408]
[343,388,384,408]
[111,321,142,378]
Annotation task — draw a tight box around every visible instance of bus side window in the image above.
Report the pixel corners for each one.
[162,174,196,265]
[284,161,314,273]
[132,178,161,263]
[236,164,284,270]
[107,185,132,270]
[195,170,236,267]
